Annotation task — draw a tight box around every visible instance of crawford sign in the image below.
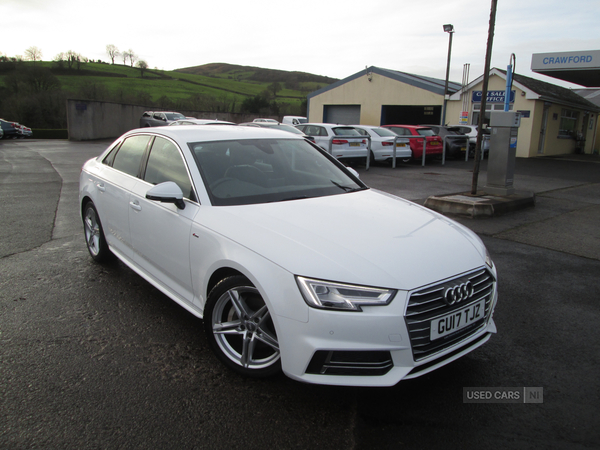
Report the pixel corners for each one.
[531,50,599,70]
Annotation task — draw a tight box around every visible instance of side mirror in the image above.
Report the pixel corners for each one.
[146,181,185,209]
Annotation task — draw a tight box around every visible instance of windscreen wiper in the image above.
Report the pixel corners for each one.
[331,180,366,193]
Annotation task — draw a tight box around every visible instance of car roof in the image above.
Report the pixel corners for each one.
[127,124,304,143]
[172,119,234,124]
[240,122,305,133]
[384,125,431,129]
[351,124,384,129]
[301,123,355,128]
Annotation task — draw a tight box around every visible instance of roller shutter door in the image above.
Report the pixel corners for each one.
[323,105,361,124]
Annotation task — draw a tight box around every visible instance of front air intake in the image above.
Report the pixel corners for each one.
[306,350,393,376]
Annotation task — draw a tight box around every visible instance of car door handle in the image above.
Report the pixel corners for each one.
[130,200,142,211]
[96,183,106,192]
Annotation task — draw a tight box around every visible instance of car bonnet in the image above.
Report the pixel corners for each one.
[198,189,487,290]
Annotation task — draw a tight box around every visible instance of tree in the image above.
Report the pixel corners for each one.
[269,82,281,97]
[65,50,78,69]
[127,49,137,67]
[122,50,129,66]
[53,53,65,69]
[106,44,119,64]
[24,46,42,63]
[22,67,62,94]
[241,94,270,114]
[136,60,148,77]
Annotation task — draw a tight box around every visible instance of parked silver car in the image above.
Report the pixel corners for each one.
[140,111,186,127]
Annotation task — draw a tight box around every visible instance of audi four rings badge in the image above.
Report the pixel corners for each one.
[444,281,474,305]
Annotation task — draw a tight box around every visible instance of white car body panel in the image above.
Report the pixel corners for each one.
[129,181,197,303]
[196,190,486,290]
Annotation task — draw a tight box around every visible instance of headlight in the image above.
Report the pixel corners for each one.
[485,248,494,269]
[296,276,396,311]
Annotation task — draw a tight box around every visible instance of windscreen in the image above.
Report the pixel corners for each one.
[372,127,398,137]
[333,127,362,136]
[189,139,367,206]
[166,113,186,120]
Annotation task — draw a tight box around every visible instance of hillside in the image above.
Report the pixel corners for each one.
[0,61,337,129]
[176,63,338,88]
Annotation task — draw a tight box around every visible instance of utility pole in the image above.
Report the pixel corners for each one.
[471,0,498,195]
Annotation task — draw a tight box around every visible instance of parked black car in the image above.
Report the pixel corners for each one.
[423,125,470,159]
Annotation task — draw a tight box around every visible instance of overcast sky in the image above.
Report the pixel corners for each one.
[2,0,598,89]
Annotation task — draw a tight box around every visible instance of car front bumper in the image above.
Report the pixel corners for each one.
[275,267,498,386]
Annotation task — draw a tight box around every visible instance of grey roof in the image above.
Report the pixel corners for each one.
[498,69,600,112]
[307,66,462,99]
[574,88,600,108]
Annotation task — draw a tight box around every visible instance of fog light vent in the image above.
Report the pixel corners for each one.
[306,350,393,376]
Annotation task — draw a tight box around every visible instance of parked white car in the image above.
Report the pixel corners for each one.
[451,125,490,156]
[351,125,412,163]
[253,118,279,124]
[79,125,498,387]
[169,119,235,126]
[295,123,368,161]
[282,116,307,125]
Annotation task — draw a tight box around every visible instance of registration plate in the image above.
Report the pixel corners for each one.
[430,300,485,340]
[396,143,406,147]
[431,141,440,146]
[349,142,361,147]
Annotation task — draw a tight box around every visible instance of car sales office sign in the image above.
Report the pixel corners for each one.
[472,90,516,103]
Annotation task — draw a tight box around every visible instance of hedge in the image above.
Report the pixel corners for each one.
[30,129,69,139]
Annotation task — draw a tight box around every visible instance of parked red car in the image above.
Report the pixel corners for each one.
[382,125,443,159]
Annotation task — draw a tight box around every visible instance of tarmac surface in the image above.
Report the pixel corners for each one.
[1,139,599,449]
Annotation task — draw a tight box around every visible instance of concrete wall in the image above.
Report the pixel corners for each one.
[66,99,280,141]
[67,100,146,141]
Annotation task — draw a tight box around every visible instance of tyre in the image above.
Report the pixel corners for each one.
[82,201,113,262]
[204,275,281,377]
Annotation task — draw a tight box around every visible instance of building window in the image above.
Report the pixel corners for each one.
[472,103,513,125]
[559,109,579,137]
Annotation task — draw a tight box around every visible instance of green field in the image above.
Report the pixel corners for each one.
[0,60,331,103]
[0,60,336,127]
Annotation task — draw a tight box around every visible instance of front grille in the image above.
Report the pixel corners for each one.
[306,350,393,376]
[405,268,495,361]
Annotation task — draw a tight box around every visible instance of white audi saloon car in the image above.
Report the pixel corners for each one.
[294,123,368,162]
[351,125,412,163]
[79,125,498,386]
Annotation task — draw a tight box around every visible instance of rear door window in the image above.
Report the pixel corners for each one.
[416,128,436,137]
[111,135,152,177]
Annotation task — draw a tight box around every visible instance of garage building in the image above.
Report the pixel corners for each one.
[307,65,599,158]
